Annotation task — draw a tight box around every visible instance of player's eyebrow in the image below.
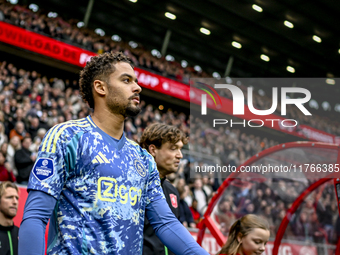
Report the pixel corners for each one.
[171,144,183,149]
[120,73,138,83]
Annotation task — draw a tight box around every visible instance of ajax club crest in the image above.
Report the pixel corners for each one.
[134,159,147,177]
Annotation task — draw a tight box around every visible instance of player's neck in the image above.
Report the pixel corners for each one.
[91,110,125,140]
[158,168,168,179]
[0,213,14,227]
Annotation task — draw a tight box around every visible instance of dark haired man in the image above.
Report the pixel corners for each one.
[19,52,208,255]
[140,123,187,255]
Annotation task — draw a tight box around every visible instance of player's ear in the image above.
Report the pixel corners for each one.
[93,80,106,96]
[237,233,243,243]
[148,144,157,157]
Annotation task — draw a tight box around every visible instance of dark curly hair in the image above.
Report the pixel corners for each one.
[79,51,133,109]
[139,123,188,151]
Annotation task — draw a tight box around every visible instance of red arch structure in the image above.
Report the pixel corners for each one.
[196,142,340,255]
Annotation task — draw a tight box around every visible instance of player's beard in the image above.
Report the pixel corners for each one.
[106,90,141,118]
[123,97,141,117]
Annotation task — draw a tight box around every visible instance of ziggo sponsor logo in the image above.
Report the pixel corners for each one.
[97,177,142,206]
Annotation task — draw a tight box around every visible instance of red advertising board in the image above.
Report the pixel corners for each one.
[0,21,338,144]
[0,21,95,67]
[134,68,190,102]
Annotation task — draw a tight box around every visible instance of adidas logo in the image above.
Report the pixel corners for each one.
[92,152,110,164]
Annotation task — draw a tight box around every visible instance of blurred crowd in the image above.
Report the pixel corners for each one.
[0,60,90,183]
[211,179,339,245]
[1,0,339,136]
[0,0,208,84]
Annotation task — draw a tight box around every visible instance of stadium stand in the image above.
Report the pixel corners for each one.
[1,1,340,136]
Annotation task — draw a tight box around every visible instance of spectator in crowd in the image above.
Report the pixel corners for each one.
[0,181,19,255]
[6,136,21,175]
[191,178,209,215]
[253,188,264,212]
[309,212,324,243]
[140,123,188,255]
[0,111,8,135]
[182,183,193,208]
[213,199,236,232]
[262,187,276,207]
[304,197,316,213]
[9,121,29,141]
[271,200,285,223]
[0,151,16,182]
[189,198,204,228]
[292,211,311,241]
[335,217,340,243]
[14,137,35,184]
[259,206,274,235]
[29,128,46,155]
[8,108,26,134]
[27,116,41,139]
[241,202,256,215]
[0,122,8,146]
[177,185,196,228]
[318,201,338,243]
[0,143,9,160]
[202,175,214,198]
[273,209,287,236]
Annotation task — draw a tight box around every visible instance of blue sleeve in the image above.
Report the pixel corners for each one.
[28,124,71,199]
[19,190,57,255]
[146,198,209,255]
